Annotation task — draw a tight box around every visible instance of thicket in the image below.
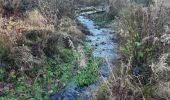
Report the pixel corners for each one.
[97,0,170,99]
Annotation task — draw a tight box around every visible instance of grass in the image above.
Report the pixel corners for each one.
[87,12,113,27]
[95,2,170,99]
[0,48,76,99]
[75,46,101,87]
[0,0,103,99]
[0,6,101,99]
[0,44,101,99]
[76,53,101,87]
[87,12,119,31]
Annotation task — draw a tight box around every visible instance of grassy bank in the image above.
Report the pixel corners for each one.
[0,1,101,99]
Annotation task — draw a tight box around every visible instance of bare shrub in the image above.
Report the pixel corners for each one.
[117,3,170,65]
[151,53,170,99]
[106,0,127,19]
[38,0,75,27]
[96,1,170,99]
[0,0,38,17]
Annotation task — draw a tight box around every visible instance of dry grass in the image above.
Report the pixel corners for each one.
[106,0,127,19]
[151,53,170,98]
[96,0,170,99]
[0,9,54,44]
[58,17,83,39]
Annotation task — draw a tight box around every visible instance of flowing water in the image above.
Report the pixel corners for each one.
[77,15,118,78]
[50,15,118,100]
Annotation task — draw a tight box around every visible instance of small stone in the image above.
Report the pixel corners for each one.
[101,42,106,45]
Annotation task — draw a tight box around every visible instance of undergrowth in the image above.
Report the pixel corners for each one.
[96,1,170,100]
[0,40,100,99]
[0,47,76,99]
[76,46,101,87]
[87,12,113,27]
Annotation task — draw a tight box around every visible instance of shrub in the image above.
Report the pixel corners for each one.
[95,1,170,99]
[0,37,8,59]
[111,2,170,99]
[38,0,75,26]
[106,0,126,19]
[0,0,38,17]
[118,4,167,66]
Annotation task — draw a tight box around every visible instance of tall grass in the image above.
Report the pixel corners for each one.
[96,1,170,99]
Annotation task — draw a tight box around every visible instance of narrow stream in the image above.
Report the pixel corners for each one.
[51,15,118,100]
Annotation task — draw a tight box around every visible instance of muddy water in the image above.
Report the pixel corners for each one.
[50,15,118,100]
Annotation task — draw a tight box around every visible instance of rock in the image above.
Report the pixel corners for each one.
[101,42,106,45]
[95,44,98,46]
[132,66,143,75]
[50,87,79,100]
[100,63,110,78]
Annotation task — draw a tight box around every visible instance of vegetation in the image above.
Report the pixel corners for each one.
[0,0,170,99]
[0,0,100,99]
[95,0,170,99]
[87,12,113,27]
[76,47,101,87]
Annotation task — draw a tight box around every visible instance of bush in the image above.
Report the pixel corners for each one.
[0,31,79,99]
[106,0,126,19]
[95,2,170,99]
[0,38,7,59]
[114,2,170,99]
[38,0,75,26]
[0,0,38,17]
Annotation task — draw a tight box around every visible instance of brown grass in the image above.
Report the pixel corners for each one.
[0,9,54,44]
[96,0,170,99]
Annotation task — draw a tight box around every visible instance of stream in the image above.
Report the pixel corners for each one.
[50,14,118,100]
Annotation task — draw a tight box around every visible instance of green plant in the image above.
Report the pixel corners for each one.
[76,58,100,87]
[88,12,113,27]
[75,46,101,87]
[119,5,163,66]
[0,67,5,81]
